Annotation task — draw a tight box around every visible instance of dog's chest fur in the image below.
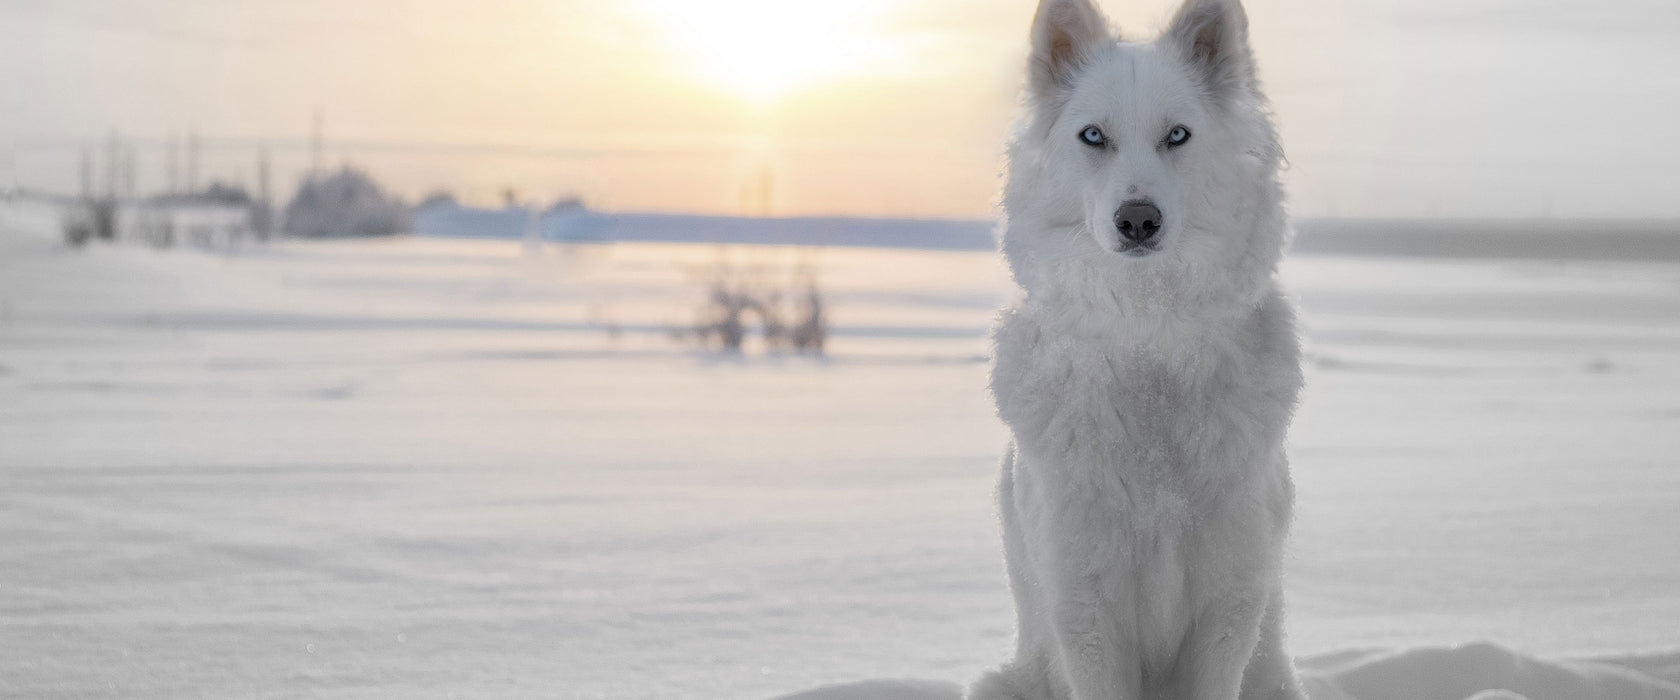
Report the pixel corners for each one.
[990,288,1300,666]
[992,291,1298,491]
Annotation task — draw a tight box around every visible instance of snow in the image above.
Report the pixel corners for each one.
[2,200,1678,698]
[773,645,1680,700]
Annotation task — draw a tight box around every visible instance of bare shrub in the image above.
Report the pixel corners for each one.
[788,282,826,354]
[685,254,826,356]
[61,205,94,248]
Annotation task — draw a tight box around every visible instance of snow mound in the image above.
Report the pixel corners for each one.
[1301,643,1680,700]
[769,644,1680,700]
[769,678,963,700]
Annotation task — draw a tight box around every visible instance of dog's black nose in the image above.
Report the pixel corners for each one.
[1114,201,1163,243]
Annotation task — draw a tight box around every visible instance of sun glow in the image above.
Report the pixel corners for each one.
[638,0,905,105]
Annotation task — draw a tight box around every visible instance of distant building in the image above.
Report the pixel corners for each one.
[90,182,261,249]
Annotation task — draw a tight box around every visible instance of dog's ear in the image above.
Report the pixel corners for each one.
[1029,0,1110,100]
[1164,0,1256,101]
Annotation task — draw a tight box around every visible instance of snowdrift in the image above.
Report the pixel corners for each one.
[771,644,1680,700]
[1298,644,1680,700]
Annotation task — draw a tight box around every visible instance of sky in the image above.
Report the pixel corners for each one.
[1,0,1678,219]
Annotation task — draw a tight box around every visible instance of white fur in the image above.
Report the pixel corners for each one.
[971,1,1305,699]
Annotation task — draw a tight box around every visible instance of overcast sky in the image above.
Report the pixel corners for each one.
[2,0,1677,219]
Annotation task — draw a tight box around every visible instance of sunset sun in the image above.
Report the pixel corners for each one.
[638,0,904,105]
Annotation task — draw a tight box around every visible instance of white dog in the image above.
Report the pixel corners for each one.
[971,1,1304,699]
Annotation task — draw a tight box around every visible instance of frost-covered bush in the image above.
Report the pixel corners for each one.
[282,167,408,238]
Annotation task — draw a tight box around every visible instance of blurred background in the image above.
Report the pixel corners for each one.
[3,2,1680,699]
[5,0,1678,219]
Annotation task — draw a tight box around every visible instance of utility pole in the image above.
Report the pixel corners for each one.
[166,134,179,195]
[256,145,273,239]
[0,145,12,195]
[79,146,93,201]
[121,142,137,199]
[310,108,324,178]
[186,130,201,195]
[104,132,121,201]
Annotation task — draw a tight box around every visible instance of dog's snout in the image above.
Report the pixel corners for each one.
[1114,200,1163,243]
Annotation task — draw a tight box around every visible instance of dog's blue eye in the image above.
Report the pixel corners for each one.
[1079,126,1105,147]
[1166,125,1191,147]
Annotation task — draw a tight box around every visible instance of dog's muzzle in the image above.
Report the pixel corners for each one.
[1114,200,1163,246]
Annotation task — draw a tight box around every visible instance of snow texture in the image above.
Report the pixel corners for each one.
[773,645,1680,700]
[2,199,1678,699]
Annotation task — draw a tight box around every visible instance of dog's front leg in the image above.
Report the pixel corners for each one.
[1237,589,1306,700]
[1178,587,1268,700]
[1046,574,1142,700]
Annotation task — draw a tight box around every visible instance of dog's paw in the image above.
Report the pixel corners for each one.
[966,667,1035,700]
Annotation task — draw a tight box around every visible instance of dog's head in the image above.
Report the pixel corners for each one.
[1003,0,1285,308]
